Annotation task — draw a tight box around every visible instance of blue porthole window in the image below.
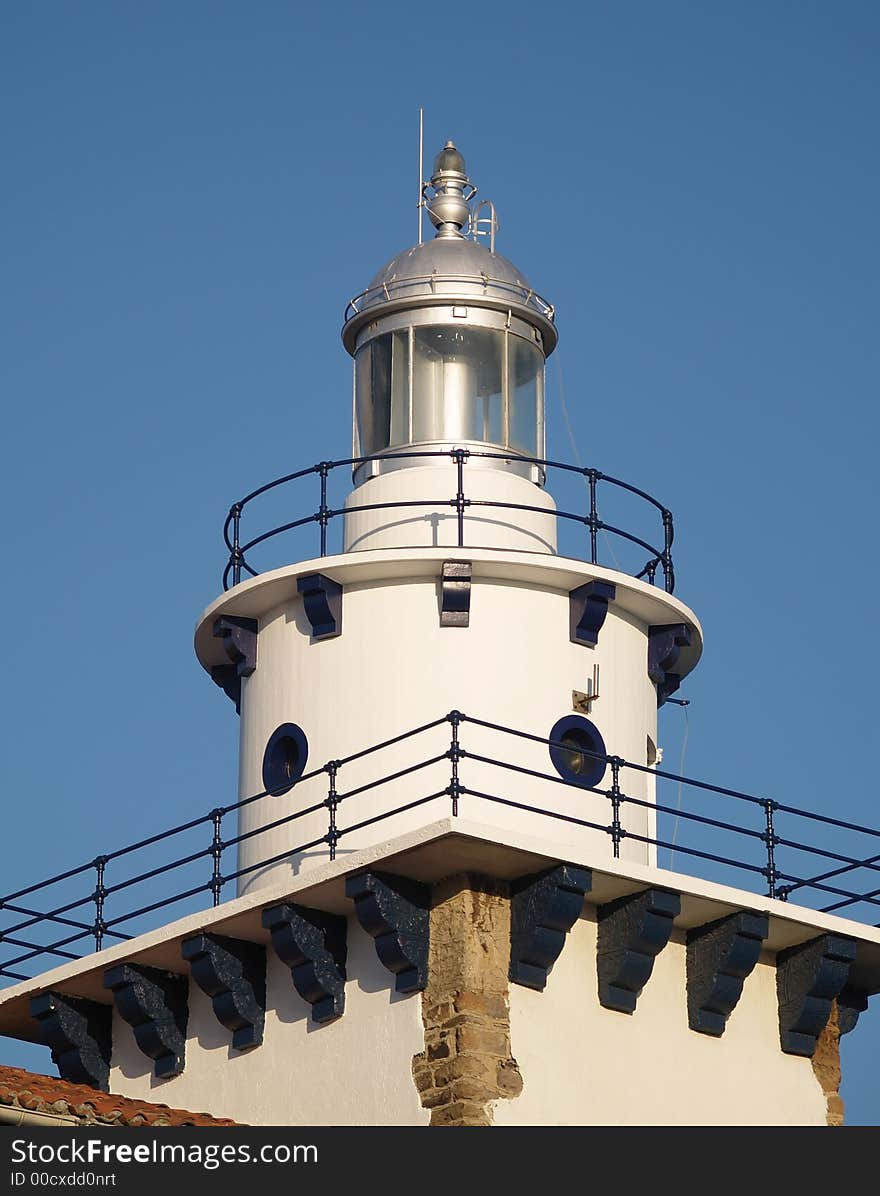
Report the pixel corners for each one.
[262,723,309,795]
[549,715,607,789]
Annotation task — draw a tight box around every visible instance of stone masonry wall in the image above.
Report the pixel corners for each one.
[812,1000,844,1126]
[411,874,522,1126]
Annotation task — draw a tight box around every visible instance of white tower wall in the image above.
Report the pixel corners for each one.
[104,914,828,1127]
[342,462,557,553]
[195,549,701,897]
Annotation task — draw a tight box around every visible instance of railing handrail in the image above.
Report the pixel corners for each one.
[343,272,556,324]
[221,449,676,594]
[4,709,880,983]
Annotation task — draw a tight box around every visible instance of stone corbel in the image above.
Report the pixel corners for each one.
[776,934,856,1056]
[104,963,188,1078]
[509,865,592,991]
[181,933,266,1050]
[29,991,112,1092]
[345,871,430,994]
[597,888,680,1013]
[686,910,769,1036]
[262,903,347,1023]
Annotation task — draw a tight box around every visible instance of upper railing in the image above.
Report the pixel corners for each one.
[343,272,556,324]
[3,710,880,985]
[222,449,676,592]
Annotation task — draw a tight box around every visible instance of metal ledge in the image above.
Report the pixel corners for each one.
[196,548,703,677]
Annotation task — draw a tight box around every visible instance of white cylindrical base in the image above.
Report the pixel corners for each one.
[343,462,557,554]
[195,551,702,899]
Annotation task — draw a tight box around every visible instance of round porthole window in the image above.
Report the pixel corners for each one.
[548,715,607,789]
[262,723,309,795]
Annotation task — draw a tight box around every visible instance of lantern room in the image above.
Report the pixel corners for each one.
[340,142,559,551]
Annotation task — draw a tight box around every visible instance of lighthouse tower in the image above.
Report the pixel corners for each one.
[193,141,702,896]
[1,141,878,1128]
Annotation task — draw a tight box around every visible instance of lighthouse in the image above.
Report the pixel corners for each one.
[193,140,702,896]
[1,141,878,1128]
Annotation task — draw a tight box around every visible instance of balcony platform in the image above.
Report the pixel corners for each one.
[2,815,878,1045]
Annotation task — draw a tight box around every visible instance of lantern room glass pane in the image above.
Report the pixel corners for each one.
[355,331,409,455]
[389,330,409,446]
[509,336,543,456]
[412,326,503,444]
[357,324,545,458]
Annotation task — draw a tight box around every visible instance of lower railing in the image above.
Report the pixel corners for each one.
[2,711,879,983]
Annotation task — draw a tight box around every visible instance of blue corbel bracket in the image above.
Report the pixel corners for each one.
[262,903,348,1023]
[440,560,472,627]
[776,934,856,1057]
[569,581,616,648]
[509,865,592,990]
[686,910,769,1036]
[297,573,343,640]
[30,991,112,1092]
[104,963,188,1079]
[211,616,258,713]
[597,888,681,1013]
[345,871,430,994]
[648,623,691,707]
[181,933,266,1051]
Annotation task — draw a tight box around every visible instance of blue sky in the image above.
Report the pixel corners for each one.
[2,2,878,1122]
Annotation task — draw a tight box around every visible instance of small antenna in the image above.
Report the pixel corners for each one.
[572,664,601,715]
[418,107,424,245]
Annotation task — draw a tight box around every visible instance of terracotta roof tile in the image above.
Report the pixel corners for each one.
[0,1066,239,1127]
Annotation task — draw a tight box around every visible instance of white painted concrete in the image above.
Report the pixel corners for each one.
[203,551,702,895]
[109,916,429,1127]
[343,462,558,553]
[496,915,828,1127]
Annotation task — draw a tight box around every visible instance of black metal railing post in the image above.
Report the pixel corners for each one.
[15,709,880,982]
[210,809,224,907]
[448,711,462,817]
[218,452,678,596]
[326,760,339,861]
[662,508,675,594]
[587,469,599,564]
[318,462,331,557]
[763,799,779,899]
[92,856,107,952]
[230,503,243,586]
[610,758,623,858]
[452,448,469,548]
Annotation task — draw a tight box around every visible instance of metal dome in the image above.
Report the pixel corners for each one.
[342,237,557,354]
[342,140,557,354]
[372,236,527,289]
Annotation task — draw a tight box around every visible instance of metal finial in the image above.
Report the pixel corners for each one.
[424,140,476,238]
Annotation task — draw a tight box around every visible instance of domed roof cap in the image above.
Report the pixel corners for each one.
[368,237,531,295]
[342,237,557,354]
[342,237,556,353]
[342,141,556,355]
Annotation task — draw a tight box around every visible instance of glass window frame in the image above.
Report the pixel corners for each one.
[353,322,545,461]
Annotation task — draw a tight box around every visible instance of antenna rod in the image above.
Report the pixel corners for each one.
[418,107,424,246]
